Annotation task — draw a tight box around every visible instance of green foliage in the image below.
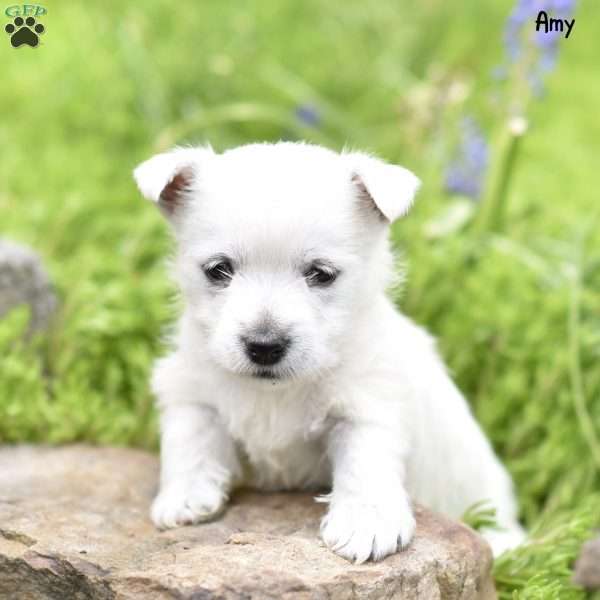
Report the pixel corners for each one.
[462,500,500,532]
[402,232,600,598]
[493,496,598,599]
[0,0,598,597]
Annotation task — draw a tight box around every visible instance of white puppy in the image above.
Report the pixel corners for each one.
[134,141,524,562]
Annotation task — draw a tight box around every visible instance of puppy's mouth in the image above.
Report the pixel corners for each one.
[253,369,281,380]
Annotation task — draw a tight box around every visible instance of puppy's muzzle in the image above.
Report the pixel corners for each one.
[242,336,290,366]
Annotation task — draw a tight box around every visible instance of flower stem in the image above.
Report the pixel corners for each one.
[568,239,600,470]
[474,117,527,234]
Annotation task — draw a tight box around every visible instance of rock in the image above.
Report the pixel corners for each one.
[0,446,496,600]
[0,239,57,331]
[573,535,600,590]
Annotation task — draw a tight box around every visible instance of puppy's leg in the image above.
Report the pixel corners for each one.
[406,357,525,557]
[151,402,241,529]
[483,525,526,557]
[476,464,526,556]
[320,421,415,563]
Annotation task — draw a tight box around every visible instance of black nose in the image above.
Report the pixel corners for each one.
[243,337,289,366]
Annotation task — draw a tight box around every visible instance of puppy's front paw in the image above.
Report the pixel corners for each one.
[151,479,227,529]
[320,497,416,563]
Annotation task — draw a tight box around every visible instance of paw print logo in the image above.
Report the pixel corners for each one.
[5,16,45,48]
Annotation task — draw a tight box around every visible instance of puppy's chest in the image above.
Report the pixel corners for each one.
[220,393,332,490]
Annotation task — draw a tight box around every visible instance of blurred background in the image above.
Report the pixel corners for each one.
[1,1,598,597]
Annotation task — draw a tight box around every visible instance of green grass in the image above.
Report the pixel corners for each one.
[1,1,599,597]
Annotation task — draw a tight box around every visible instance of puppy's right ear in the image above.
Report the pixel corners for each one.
[344,151,420,223]
[133,146,214,217]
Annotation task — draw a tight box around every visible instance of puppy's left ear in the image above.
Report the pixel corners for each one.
[345,152,420,223]
[133,146,214,217]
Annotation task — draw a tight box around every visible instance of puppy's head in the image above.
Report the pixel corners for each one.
[134,142,419,384]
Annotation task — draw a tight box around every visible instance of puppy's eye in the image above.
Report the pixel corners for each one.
[304,263,338,287]
[203,259,234,285]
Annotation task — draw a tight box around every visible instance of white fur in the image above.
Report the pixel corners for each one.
[134,141,524,562]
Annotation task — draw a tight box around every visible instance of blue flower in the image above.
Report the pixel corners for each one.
[503,0,576,91]
[444,117,489,201]
[295,104,321,127]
